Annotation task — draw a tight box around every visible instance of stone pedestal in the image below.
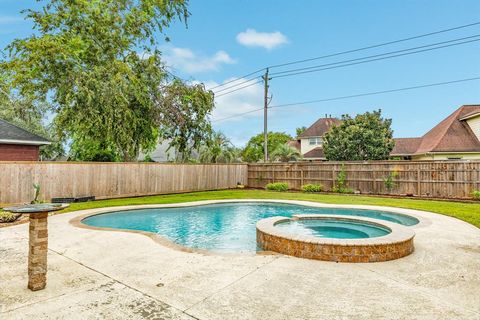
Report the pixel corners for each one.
[28,212,48,291]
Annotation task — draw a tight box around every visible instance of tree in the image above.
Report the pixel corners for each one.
[199,131,239,163]
[0,70,64,160]
[157,80,214,163]
[3,0,212,162]
[270,144,302,162]
[242,132,293,162]
[323,109,395,161]
[68,136,120,162]
[296,126,307,137]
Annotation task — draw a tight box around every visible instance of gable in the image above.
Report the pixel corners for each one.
[466,115,480,142]
[298,118,341,138]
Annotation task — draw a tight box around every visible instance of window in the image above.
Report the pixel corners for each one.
[309,137,323,145]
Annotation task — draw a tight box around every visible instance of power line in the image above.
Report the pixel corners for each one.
[212,76,262,94]
[214,79,263,98]
[208,68,265,91]
[270,34,480,77]
[213,107,264,123]
[212,76,480,122]
[270,37,480,79]
[213,36,480,97]
[267,21,480,69]
[210,22,480,94]
[210,21,480,92]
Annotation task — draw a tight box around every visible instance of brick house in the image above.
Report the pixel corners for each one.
[0,119,51,161]
[391,105,480,160]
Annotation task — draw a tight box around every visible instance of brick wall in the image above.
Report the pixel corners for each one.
[0,144,40,161]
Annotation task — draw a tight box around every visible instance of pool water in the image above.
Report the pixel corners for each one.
[275,219,390,239]
[82,202,418,252]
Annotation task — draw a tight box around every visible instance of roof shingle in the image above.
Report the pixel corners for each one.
[298,118,341,138]
[0,119,51,145]
[392,105,480,156]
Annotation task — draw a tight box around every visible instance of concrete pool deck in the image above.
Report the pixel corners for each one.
[1,199,479,319]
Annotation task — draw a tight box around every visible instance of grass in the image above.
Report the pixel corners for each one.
[54,189,480,228]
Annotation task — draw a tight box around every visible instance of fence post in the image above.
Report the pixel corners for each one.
[332,168,336,190]
[300,169,304,187]
[417,168,421,196]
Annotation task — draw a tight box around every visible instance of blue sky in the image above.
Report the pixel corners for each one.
[1,0,480,146]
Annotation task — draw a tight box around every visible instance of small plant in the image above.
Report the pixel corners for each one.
[472,190,480,200]
[265,182,289,192]
[383,171,399,193]
[31,183,41,204]
[301,184,324,193]
[0,211,21,223]
[332,164,353,193]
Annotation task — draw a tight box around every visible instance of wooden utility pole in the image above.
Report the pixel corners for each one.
[262,68,270,163]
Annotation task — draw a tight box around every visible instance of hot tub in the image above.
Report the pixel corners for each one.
[256,215,415,262]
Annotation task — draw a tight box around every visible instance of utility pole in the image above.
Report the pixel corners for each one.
[262,68,270,163]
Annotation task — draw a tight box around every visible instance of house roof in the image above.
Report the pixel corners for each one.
[391,105,480,156]
[303,147,325,159]
[298,118,341,138]
[391,138,423,156]
[287,139,300,151]
[0,119,51,146]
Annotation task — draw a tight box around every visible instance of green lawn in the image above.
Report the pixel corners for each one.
[57,189,480,228]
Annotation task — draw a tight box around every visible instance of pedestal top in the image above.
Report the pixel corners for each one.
[3,203,69,214]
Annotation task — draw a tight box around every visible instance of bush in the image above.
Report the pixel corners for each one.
[265,182,289,192]
[301,184,324,193]
[0,211,21,223]
[383,171,398,193]
[472,190,480,200]
[332,164,353,193]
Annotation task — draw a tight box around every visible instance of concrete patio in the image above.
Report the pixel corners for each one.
[1,200,479,319]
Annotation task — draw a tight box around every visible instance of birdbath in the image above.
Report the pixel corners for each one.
[4,203,69,291]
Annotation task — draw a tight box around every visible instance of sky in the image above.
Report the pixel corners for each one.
[1,0,480,147]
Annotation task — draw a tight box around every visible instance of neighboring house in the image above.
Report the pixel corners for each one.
[288,117,341,160]
[138,140,199,162]
[0,119,51,161]
[391,105,480,160]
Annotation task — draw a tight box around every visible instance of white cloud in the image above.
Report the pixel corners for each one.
[205,78,264,124]
[161,46,236,74]
[0,16,23,24]
[236,29,288,50]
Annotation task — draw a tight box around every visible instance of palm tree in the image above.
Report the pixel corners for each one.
[199,131,240,163]
[271,144,302,162]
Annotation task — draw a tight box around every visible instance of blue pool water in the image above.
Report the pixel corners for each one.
[82,202,418,252]
[275,219,390,239]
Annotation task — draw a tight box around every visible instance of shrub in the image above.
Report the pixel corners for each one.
[0,211,21,223]
[383,171,398,193]
[332,164,353,193]
[472,190,480,200]
[265,182,289,192]
[301,184,324,193]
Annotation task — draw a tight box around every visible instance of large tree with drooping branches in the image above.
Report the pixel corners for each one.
[2,0,214,161]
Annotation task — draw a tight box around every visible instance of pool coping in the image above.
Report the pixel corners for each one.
[69,199,426,257]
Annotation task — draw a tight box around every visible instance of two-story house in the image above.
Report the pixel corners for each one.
[289,117,341,160]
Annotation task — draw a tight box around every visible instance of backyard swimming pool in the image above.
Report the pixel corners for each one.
[82,202,418,252]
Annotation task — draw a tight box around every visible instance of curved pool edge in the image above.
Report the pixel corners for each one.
[257,215,415,263]
[69,199,424,256]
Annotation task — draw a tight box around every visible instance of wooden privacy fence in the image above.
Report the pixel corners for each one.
[248,161,480,199]
[0,162,248,205]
